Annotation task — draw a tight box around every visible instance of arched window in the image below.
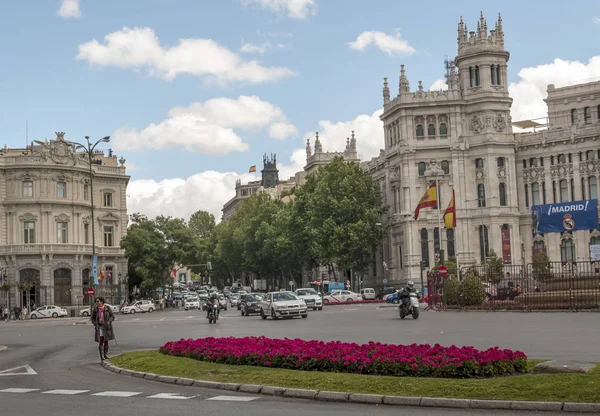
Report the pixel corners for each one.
[475,66,480,86]
[418,162,426,176]
[477,184,486,207]
[420,228,430,268]
[531,183,541,205]
[560,238,575,263]
[416,124,424,137]
[559,179,569,202]
[428,124,436,136]
[475,158,484,169]
[439,123,448,135]
[446,228,455,257]
[589,176,598,200]
[495,65,501,85]
[441,160,450,174]
[469,66,480,87]
[587,150,595,160]
[499,182,507,206]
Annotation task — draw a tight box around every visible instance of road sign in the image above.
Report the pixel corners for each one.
[315,279,322,286]
[289,280,295,287]
[76,295,84,300]
[383,279,388,285]
[86,288,95,296]
[438,265,448,277]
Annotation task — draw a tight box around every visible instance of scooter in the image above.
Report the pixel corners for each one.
[399,290,420,320]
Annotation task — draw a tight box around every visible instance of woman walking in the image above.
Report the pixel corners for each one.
[91,297,115,362]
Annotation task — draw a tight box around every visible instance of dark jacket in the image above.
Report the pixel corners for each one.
[91,305,115,341]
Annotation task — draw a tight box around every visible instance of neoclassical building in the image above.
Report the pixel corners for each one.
[362,12,600,287]
[0,132,130,310]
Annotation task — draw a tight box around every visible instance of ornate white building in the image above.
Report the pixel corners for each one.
[0,132,130,311]
[362,12,600,287]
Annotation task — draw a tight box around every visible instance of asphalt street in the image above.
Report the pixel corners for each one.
[1,305,598,415]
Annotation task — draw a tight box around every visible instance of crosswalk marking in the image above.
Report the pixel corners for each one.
[43,389,89,395]
[0,388,40,393]
[147,393,192,400]
[92,391,142,397]
[206,395,259,401]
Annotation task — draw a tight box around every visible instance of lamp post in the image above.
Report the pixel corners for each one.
[465,195,498,264]
[68,135,110,311]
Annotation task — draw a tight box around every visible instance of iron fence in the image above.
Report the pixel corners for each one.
[13,283,124,310]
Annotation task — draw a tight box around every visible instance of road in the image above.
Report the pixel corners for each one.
[1,305,598,415]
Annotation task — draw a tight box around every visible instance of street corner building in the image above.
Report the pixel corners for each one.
[0,132,130,314]
[361,12,600,285]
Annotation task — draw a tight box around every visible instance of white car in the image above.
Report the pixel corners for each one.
[80,303,119,317]
[184,297,200,310]
[323,290,361,303]
[120,300,155,314]
[260,291,308,320]
[294,288,323,311]
[30,305,68,319]
[360,288,377,300]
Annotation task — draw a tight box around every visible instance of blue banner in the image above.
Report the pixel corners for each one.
[532,199,599,235]
[93,256,98,285]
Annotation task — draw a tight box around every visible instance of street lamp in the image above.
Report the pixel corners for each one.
[465,195,498,264]
[68,135,110,311]
[375,222,387,288]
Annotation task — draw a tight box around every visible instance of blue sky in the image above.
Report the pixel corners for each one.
[1,0,599,220]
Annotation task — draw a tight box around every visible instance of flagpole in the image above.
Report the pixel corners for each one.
[454,193,461,279]
[436,179,442,261]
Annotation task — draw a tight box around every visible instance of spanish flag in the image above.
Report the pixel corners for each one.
[414,181,438,220]
[98,269,105,282]
[443,189,456,229]
[249,165,257,173]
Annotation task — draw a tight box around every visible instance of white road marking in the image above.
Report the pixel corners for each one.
[92,391,142,397]
[187,316,194,319]
[159,318,165,321]
[0,388,40,393]
[43,389,89,395]
[147,393,192,400]
[133,318,140,321]
[206,395,259,401]
[0,364,38,376]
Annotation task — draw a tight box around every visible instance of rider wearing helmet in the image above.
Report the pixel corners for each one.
[399,281,415,306]
[206,292,219,318]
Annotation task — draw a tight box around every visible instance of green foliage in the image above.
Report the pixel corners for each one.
[443,277,460,305]
[1,282,11,292]
[461,273,486,306]
[532,252,552,282]
[485,249,504,285]
[445,257,458,278]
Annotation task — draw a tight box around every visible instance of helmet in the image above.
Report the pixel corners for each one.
[406,281,415,290]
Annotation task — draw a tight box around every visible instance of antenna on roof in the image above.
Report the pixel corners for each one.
[444,55,451,76]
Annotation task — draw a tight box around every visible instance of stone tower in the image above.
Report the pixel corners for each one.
[261,153,279,189]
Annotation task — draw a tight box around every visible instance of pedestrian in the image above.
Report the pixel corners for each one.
[22,305,28,320]
[91,296,115,362]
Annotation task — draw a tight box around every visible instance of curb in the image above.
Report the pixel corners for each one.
[101,361,600,412]
[0,345,7,352]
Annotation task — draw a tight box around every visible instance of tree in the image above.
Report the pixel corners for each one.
[532,251,552,282]
[445,256,458,279]
[443,277,460,305]
[294,157,384,276]
[485,249,504,285]
[461,272,486,306]
[188,210,215,239]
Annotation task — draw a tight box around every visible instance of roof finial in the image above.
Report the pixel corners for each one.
[383,77,390,104]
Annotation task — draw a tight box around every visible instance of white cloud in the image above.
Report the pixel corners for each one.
[593,17,600,24]
[349,30,415,56]
[57,0,81,18]
[509,56,600,123]
[113,95,297,153]
[76,27,295,85]
[242,0,316,19]
[269,122,298,140]
[240,41,273,54]
[429,79,448,91]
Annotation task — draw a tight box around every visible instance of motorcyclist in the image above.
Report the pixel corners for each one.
[206,293,219,319]
[399,281,415,308]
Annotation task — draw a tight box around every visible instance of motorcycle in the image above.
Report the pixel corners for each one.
[399,290,420,320]
[207,302,219,324]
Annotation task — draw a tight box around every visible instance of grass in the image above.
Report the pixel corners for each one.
[111,351,600,403]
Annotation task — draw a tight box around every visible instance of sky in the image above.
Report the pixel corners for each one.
[1,0,600,222]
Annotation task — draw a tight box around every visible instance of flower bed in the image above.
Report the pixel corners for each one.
[160,336,527,378]
[325,299,384,306]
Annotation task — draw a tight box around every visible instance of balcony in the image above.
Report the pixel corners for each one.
[0,244,124,256]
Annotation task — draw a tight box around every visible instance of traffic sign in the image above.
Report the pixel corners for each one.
[383,279,388,285]
[86,288,95,297]
[438,265,448,277]
[315,279,322,286]
[76,295,84,300]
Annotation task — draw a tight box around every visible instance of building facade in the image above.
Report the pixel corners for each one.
[0,132,130,311]
[364,12,600,288]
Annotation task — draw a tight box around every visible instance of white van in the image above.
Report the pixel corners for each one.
[360,288,376,300]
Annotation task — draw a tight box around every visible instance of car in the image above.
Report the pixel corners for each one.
[184,297,200,310]
[120,300,155,314]
[217,294,228,311]
[360,288,376,300]
[240,293,264,316]
[30,305,68,319]
[322,290,361,303]
[80,303,119,317]
[229,293,240,307]
[294,288,323,311]
[260,291,308,320]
